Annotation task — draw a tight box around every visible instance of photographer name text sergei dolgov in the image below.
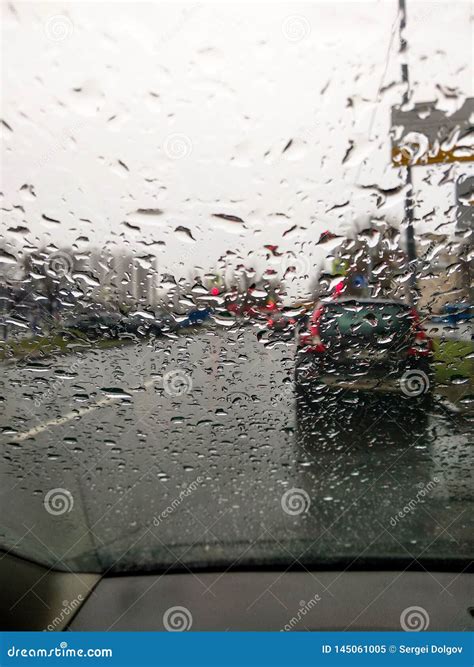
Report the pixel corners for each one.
[399,644,463,656]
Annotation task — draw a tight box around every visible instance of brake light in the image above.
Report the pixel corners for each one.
[407,308,433,356]
[311,305,325,325]
[333,280,345,297]
[300,306,326,352]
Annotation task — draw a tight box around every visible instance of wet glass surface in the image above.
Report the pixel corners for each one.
[0,1,472,574]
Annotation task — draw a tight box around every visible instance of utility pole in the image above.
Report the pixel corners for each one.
[393,2,473,310]
[398,0,418,304]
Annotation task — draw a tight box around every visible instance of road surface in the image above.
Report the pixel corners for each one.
[0,327,472,573]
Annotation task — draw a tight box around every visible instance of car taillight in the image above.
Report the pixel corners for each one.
[299,306,326,352]
[407,308,433,356]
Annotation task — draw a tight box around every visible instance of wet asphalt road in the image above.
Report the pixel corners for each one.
[0,327,472,573]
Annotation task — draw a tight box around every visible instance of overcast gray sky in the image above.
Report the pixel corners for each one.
[1,1,472,297]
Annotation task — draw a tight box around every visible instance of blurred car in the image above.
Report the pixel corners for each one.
[150,306,211,334]
[225,286,280,322]
[266,306,308,340]
[431,302,473,325]
[175,307,211,328]
[121,312,163,336]
[67,310,165,338]
[66,311,125,338]
[295,298,433,398]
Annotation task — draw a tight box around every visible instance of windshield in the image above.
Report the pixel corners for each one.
[0,0,472,575]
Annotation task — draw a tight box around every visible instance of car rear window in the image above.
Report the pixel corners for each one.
[319,302,412,337]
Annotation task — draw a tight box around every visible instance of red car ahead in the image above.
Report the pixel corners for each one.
[295,298,433,400]
[226,288,280,322]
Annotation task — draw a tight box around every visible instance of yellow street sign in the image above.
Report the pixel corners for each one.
[391,99,473,167]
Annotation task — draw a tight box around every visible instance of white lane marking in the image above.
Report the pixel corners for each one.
[11,398,118,443]
[11,378,160,443]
